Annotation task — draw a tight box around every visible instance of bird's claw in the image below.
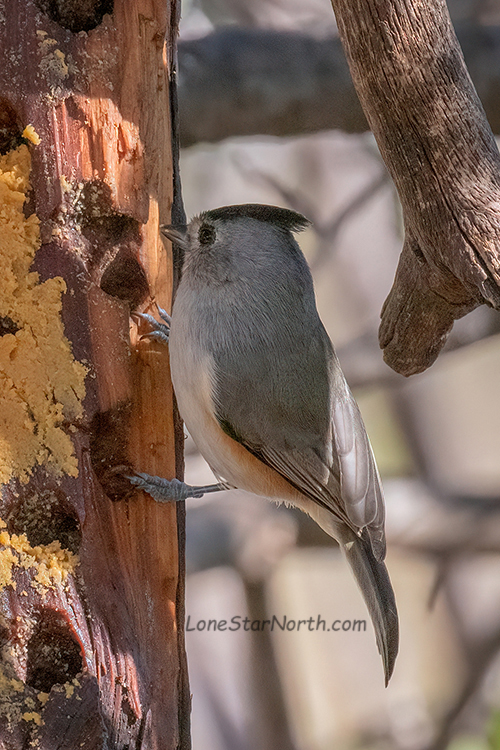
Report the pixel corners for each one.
[128,473,197,502]
[157,307,172,326]
[134,312,170,344]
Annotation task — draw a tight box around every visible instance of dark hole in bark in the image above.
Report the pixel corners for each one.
[75,181,149,306]
[78,182,139,257]
[0,316,19,336]
[35,0,113,32]
[26,611,83,693]
[82,212,138,248]
[0,98,25,155]
[6,489,81,554]
[89,401,134,501]
[100,251,149,308]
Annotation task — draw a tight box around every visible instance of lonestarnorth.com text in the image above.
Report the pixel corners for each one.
[185,614,367,633]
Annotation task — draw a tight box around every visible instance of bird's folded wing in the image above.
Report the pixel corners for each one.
[331,387,386,559]
[253,442,351,526]
[212,320,386,559]
[219,383,386,561]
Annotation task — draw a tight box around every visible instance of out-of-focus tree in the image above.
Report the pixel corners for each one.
[177,23,500,148]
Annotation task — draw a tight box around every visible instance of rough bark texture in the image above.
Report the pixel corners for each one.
[0,1,190,748]
[329,0,500,375]
[177,22,500,147]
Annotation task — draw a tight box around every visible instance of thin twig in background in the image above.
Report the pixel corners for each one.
[232,155,388,270]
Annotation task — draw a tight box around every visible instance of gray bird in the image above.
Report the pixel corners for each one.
[131,204,399,684]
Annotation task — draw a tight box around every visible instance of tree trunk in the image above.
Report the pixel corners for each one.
[330,0,500,375]
[0,1,189,748]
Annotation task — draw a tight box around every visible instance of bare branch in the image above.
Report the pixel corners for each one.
[178,28,368,147]
[178,23,500,147]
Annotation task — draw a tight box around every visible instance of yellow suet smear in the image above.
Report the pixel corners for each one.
[22,711,44,726]
[0,131,86,485]
[0,519,79,593]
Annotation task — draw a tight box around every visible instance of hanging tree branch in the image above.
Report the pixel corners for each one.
[329,0,500,375]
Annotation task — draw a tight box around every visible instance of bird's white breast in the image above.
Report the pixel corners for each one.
[168,284,309,504]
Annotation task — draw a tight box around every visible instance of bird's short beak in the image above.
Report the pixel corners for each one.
[160,224,188,250]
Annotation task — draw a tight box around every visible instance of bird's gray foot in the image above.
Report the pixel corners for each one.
[136,306,172,344]
[128,472,226,502]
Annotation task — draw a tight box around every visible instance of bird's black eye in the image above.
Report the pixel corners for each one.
[198,223,216,246]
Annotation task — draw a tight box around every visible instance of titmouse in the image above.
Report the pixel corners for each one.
[131,204,399,684]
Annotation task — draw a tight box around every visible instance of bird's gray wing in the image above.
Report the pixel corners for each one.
[329,384,386,559]
[253,380,385,559]
[212,324,386,559]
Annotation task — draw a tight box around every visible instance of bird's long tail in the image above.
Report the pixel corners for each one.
[340,527,399,685]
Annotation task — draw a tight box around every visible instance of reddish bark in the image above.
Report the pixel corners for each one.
[0,1,189,747]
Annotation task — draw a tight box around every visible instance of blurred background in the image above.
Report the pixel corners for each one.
[175,1,500,748]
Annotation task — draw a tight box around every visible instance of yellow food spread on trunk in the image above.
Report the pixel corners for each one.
[0,129,86,485]
[0,518,78,593]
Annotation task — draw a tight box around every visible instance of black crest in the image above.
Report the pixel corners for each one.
[203,204,310,232]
